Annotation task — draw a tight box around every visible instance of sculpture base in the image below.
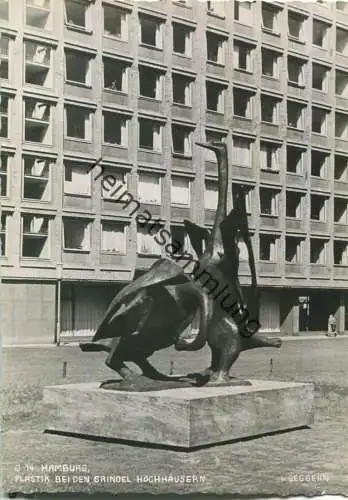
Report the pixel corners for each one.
[43,380,314,449]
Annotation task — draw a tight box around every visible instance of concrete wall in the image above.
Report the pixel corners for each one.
[1,281,56,345]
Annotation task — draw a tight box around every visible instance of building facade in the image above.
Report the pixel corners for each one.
[2,0,348,344]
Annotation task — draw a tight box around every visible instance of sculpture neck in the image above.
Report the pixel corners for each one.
[204,150,228,261]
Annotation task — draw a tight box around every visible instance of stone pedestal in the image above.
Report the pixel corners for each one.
[43,380,314,449]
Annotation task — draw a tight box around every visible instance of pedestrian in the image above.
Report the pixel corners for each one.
[327,313,337,337]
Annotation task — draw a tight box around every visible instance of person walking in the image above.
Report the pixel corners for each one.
[327,313,337,337]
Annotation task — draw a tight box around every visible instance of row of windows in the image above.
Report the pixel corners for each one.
[1,211,348,266]
[3,0,348,55]
[2,154,348,223]
[3,94,348,148]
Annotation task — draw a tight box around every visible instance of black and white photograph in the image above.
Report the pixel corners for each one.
[1,0,348,498]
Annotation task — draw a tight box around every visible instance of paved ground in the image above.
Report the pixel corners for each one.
[2,338,348,497]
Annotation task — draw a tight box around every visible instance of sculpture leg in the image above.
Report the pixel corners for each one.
[104,337,135,379]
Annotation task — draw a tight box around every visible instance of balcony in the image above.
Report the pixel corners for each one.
[138,149,164,164]
[309,264,330,279]
[258,261,281,276]
[138,96,164,114]
[260,122,280,138]
[333,265,348,279]
[64,139,94,155]
[100,253,129,268]
[172,104,193,121]
[206,110,225,127]
[232,116,255,134]
[64,194,92,211]
[139,44,164,64]
[286,127,306,143]
[311,133,330,149]
[172,53,193,70]
[232,69,256,88]
[103,90,129,107]
[206,61,226,79]
[334,222,348,236]
[260,169,281,185]
[285,263,306,277]
[311,176,329,192]
[172,155,193,172]
[170,205,190,220]
[103,37,129,55]
[259,215,280,230]
[102,144,129,160]
[310,220,329,234]
[286,172,307,189]
[285,217,305,233]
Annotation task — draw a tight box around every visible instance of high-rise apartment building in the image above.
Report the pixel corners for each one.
[2,0,348,344]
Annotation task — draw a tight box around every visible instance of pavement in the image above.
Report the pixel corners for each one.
[3,333,346,348]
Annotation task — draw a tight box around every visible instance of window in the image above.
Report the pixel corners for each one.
[103,58,129,92]
[103,112,129,146]
[24,98,52,144]
[310,238,327,264]
[65,106,92,140]
[312,64,328,91]
[207,0,225,17]
[25,41,52,87]
[65,0,88,30]
[234,0,252,25]
[103,5,128,39]
[139,65,163,100]
[173,23,193,56]
[287,101,305,129]
[232,136,252,167]
[171,176,190,206]
[65,50,91,86]
[334,241,348,266]
[260,142,279,171]
[63,218,90,251]
[170,226,190,254]
[335,112,348,139]
[0,35,9,80]
[64,162,91,196]
[261,95,279,123]
[311,194,327,221]
[23,157,50,201]
[286,237,303,263]
[205,130,226,161]
[261,49,279,78]
[288,12,305,41]
[286,191,303,218]
[204,180,218,210]
[334,197,348,223]
[337,1,348,12]
[311,150,328,178]
[336,27,348,54]
[172,125,192,156]
[336,69,348,97]
[232,184,253,213]
[101,222,126,254]
[0,0,8,20]
[101,169,126,200]
[233,88,252,118]
[233,41,252,72]
[313,19,329,48]
[26,0,51,29]
[0,94,9,138]
[0,154,8,196]
[22,214,50,258]
[262,3,279,33]
[335,155,348,181]
[287,56,305,86]
[139,14,163,49]
[260,188,279,216]
[206,32,225,64]
[287,146,303,174]
[172,73,192,106]
[138,172,161,204]
[137,224,162,256]
[139,119,162,152]
[312,107,328,134]
[206,81,225,113]
[259,234,278,261]
[0,213,7,256]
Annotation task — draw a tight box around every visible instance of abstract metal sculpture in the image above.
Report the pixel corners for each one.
[80,142,281,390]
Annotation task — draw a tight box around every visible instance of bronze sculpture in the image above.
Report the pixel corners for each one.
[80,142,282,390]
